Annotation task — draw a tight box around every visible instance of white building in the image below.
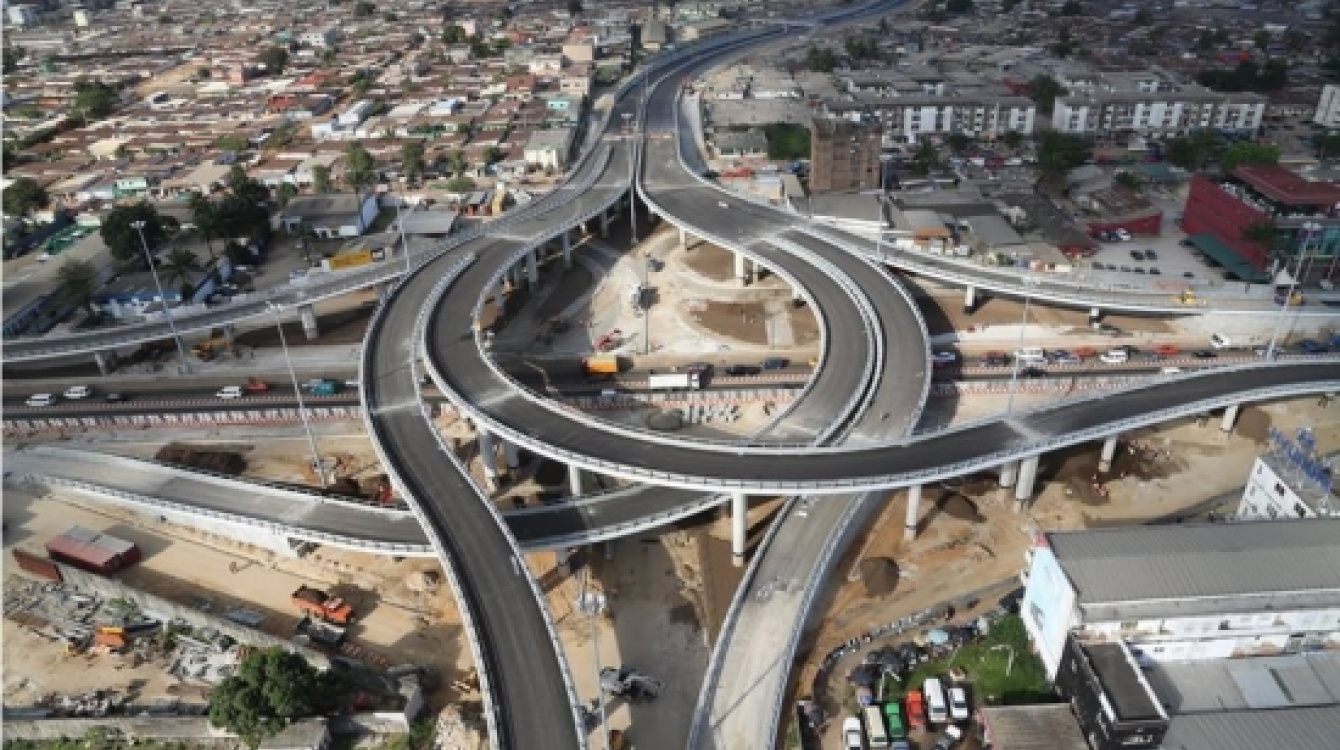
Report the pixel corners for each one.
[524,128,574,170]
[1020,519,1340,680]
[279,193,379,238]
[821,96,1037,141]
[338,99,377,127]
[1052,91,1266,137]
[1314,84,1340,130]
[1237,430,1337,520]
[297,28,338,48]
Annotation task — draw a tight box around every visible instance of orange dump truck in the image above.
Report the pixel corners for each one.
[582,355,622,376]
[292,585,355,625]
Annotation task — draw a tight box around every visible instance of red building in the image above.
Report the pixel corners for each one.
[1182,165,1340,280]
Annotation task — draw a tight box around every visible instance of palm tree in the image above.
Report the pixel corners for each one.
[188,193,220,260]
[56,259,100,315]
[157,246,204,291]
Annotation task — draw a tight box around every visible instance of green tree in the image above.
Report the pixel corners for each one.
[1220,142,1280,173]
[189,193,222,258]
[946,132,972,154]
[1035,131,1091,193]
[1315,133,1340,159]
[1134,8,1153,25]
[343,143,377,191]
[353,1,375,17]
[56,259,101,315]
[445,175,476,193]
[158,13,173,24]
[215,134,249,152]
[228,164,271,206]
[209,648,334,748]
[445,150,467,175]
[312,165,334,194]
[100,202,171,264]
[805,47,837,73]
[2,176,49,216]
[912,140,939,175]
[156,246,204,290]
[1242,220,1278,246]
[1254,30,1271,51]
[276,182,298,207]
[1026,74,1066,116]
[1113,170,1144,191]
[1001,0,1021,10]
[945,0,973,13]
[483,146,504,165]
[402,141,426,181]
[197,66,212,80]
[2,45,23,75]
[443,25,467,44]
[73,80,120,119]
[1165,130,1218,171]
[1059,0,1082,15]
[258,46,289,75]
[215,193,271,244]
[1001,130,1025,150]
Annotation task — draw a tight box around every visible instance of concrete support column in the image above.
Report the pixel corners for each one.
[964,285,977,314]
[904,485,923,541]
[93,350,114,376]
[377,282,392,302]
[679,226,688,251]
[526,250,539,286]
[502,440,521,470]
[568,463,583,496]
[1221,403,1241,433]
[1099,435,1119,473]
[731,492,748,567]
[477,430,499,489]
[734,252,748,286]
[999,460,1020,489]
[1089,307,1101,323]
[221,324,235,347]
[600,209,611,237]
[1014,454,1041,512]
[562,231,573,269]
[298,304,319,340]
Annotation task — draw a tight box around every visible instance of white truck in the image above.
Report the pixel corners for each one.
[648,372,702,390]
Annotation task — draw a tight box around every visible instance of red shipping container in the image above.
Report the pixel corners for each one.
[45,526,141,575]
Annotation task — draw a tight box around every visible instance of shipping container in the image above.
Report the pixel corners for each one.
[45,527,141,575]
[12,548,62,582]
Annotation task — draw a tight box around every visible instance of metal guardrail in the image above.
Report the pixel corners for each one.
[18,474,433,555]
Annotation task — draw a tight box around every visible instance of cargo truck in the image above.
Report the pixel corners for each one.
[292,585,355,624]
[306,379,341,396]
[648,372,701,390]
[582,355,622,376]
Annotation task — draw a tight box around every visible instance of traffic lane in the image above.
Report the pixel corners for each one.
[505,484,712,543]
[367,241,581,749]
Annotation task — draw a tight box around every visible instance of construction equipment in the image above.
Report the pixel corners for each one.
[599,666,663,703]
[582,354,622,376]
[190,328,234,361]
[291,585,355,625]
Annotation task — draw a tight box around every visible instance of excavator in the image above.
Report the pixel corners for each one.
[190,328,235,361]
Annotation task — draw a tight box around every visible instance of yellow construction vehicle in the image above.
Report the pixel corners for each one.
[191,328,234,360]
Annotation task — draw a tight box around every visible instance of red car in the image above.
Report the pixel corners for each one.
[904,691,928,731]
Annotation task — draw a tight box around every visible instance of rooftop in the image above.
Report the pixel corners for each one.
[1048,519,1340,618]
[1161,705,1340,750]
[1085,642,1164,723]
[1146,652,1340,714]
[979,704,1090,750]
[1232,164,1340,207]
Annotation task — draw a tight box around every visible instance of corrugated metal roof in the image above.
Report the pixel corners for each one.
[1161,705,1340,750]
[46,526,131,567]
[979,705,1089,750]
[1048,519,1340,606]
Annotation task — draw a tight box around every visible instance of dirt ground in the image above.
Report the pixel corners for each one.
[689,300,770,344]
[682,242,738,282]
[2,486,471,711]
[795,395,1340,746]
[234,292,380,349]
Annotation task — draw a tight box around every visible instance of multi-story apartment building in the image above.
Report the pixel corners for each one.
[809,117,882,193]
[1314,84,1340,129]
[1237,429,1338,520]
[1052,90,1266,137]
[823,95,1035,142]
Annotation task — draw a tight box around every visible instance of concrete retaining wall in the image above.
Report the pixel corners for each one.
[0,717,233,744]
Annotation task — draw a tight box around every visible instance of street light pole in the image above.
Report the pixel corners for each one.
[131,220,191,374]
[269,303,327,489]
[1265,222,1315,358]
[580,570,611,750]
[1004,293,1031,417]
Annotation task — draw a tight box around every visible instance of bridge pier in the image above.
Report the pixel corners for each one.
[377,281,392,302]
[299,304,319,340]
[731,492,748,567]
[600,209,611,237]
[1099,435,1119,473]
[734,252,749,286]
[502,440,521,471]
[562,231,573,269]
[526,250,539,287]
[1221,404,1240,433]
[999,460,1019,488]
[679,226,688,251]
[477,430,500,489]
[904,485,922,541]
[1089,307,1101,323]
[1013,454,1041,512]
[93,350,116,376]
[493,280,507,315]
[568,463,583,496]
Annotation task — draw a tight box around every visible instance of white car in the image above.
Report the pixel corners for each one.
[1099,350,1129,365]
[1114,228,1132,241]
[948,686,970,721]
[63,385,92,400]
[718,201,729,209]
[25,393,57,407]
[931,351,958,365]
[216,386,245,399]
[842,716,864,750]
[1210,333,1231,349]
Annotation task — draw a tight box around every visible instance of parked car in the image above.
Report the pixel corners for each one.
[761,357,789,370]
[948,686,970,721]
[25,393,57,407]
[1209,333,1232,349]
[979,352,1009,367]
[1150,267,1162,275]
[1152,344,1181,356]
[1193,350,1218,359]
[1099,350,1129,365]
[904,691,928,731]
[1021,366,1048,378]
[1050,351,1082,365]
[1144,248,1158,260]
[63,385,92,399]
[104,392,128,403]
[1114,228,1131,241]
[842,717,864,750]
[726,364,761,376]
[932,725,964,750]
[216,386,246,399]
[1299,339,1329,354]
[1130,249,1145,261]
[931,351,958,366]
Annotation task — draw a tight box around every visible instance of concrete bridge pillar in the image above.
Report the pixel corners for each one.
[734,252,749,286]
[493,281,507,315]
[999,460,1020,489]
[904,485,922,541]
[964,285,977,314]
[93,350,115,376]
[1089,307,1101,323]
[1099,435,1119,473]
[1014,454,1041,512]
[568,463,583,496]
[679,226,688,251]
[600,209,611,237]
[477,430,500,489]
[299,304,320,340]
[562,231,573,269]
[732,492,748,567]
[377,281,392,302]
[1221,404,1241,433]
[526,250,539,287]
[502,440,521,470]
